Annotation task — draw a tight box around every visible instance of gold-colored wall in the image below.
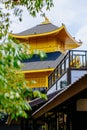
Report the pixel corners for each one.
[25,71,52,88]
[29,37,65,53]
[20,36,65,53]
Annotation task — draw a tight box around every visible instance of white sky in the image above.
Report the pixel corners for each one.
[10,0,87,50]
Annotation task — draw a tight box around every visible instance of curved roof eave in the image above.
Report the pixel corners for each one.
[9,25,64,39]
[63,25,81,47]
[9,25,81,47]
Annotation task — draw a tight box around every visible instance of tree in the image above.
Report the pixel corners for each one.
[0,0,53,122]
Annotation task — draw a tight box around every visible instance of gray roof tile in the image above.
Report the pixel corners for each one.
[14,23,58,36]
[22,53,65,71]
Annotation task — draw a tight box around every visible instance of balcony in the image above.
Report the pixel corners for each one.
[47,50,87,94]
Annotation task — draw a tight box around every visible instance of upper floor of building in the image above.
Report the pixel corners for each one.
[47,49,87,94]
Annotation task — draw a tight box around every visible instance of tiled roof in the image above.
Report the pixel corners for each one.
[29,89,63,107]
[14,23,58,36]
[22,52,65,70]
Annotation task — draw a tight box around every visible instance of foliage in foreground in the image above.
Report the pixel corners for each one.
[0,39,47,121]
[0,0,53,122]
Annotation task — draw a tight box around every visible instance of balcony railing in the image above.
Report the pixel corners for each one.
[48,50,87,88]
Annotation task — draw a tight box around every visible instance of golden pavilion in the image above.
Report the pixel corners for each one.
[9,17,81,90]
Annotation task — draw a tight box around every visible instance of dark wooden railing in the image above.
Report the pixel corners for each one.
[48,50,87,88]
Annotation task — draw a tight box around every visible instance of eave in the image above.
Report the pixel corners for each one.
[18,68,54,73]
[9,25,63,38]
[56,25,81,48]
[9,25,81,48]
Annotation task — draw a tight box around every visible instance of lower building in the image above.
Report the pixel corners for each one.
[31,74,87,130]
[30,50,87,130]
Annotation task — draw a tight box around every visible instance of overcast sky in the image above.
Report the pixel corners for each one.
[10,0,87,50]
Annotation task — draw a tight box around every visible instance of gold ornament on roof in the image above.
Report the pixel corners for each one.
[42,16,50,24]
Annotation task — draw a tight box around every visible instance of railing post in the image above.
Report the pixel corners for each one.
[68,50,71,68]
[67,68,71,85]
